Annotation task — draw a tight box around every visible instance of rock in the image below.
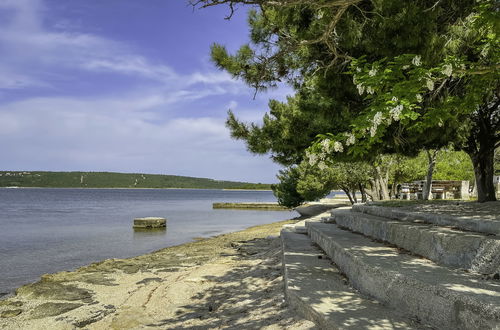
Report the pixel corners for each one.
[1,309,22,318]
[136,277,162,285]
[0,300,23,307]
[30,302,82,319]
[133,217,166,229]
[72,308,115,328]
[15,281,93,303]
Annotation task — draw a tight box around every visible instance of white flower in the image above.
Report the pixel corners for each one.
[426,79,435,91]
[333,141,344,153]
[390,104,403,121]
[345,133,356,146]
[308,153,318,166]
[402,65,410,70]
[391,96,398,102]
[357,83,365,95]
[317,161,327,171]
[320,139,332,153]
[412,55,422,66]
[372,112,383,126]
[356,67,362,72]
[442,64,453,77]
[367,86,374,94]
[369,68,377,76]
[369,112,384,137]
[416,94,423,102]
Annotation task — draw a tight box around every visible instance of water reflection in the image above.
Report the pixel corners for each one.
[133,227,167,238]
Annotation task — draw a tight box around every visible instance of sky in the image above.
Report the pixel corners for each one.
[0,0,292,183]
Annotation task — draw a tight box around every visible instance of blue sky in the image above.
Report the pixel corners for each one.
[0,0,291,183]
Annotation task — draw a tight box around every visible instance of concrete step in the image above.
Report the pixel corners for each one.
[294,203,349,217]
[352,204,500,236]
[330,208,500,275]
[306,222,500,330]
[280,230,422,329]
[282,211,333,234]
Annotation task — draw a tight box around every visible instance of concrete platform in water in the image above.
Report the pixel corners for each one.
[133,217,166,229]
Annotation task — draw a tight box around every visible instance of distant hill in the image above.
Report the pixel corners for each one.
[0,171,272,190]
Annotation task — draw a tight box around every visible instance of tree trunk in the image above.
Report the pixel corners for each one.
[469,148,496,202]
[364,185,375,201]
[390,182,397,199]
[367,179,379,201]
[374,165,390,200]
[464,99,499,203]
[342,187,355,205]
[422,149,438,200]
[359,183,367,202]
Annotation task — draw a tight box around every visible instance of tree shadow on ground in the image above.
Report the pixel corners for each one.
[149,237,317,329]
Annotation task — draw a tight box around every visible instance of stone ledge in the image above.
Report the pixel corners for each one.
[352,204,500,236]
[332,208,500,275]
[307,222,500,330]
[281,230,419,329]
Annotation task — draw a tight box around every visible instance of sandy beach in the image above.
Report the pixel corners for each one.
[0,218,316,329]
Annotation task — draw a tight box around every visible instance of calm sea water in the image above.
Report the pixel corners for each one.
[0,188,295,296]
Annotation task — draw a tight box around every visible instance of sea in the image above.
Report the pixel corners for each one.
[0,188,296,296]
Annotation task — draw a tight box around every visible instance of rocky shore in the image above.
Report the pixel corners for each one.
[0,218,316,329]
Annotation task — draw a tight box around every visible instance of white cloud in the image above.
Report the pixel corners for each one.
[0,0,244,91]
[0,93,282,182]
[0,0,287,182]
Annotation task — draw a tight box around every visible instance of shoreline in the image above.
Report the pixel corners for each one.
[0,187,272,191]
[0,217,315,328]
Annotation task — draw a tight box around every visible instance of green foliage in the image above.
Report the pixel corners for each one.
[391,154,427,184]
[217,0,490,166]
[0,171,272,190]
[271,167,305,208]
[296,159,372,201]
[434,150,475,181]
[296,165,334,202]
[391,150,475,183]
[226,89,351,165]
[275,156,374,203]
[203,0,498,201]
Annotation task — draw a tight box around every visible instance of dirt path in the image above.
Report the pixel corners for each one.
[0,219,316,329]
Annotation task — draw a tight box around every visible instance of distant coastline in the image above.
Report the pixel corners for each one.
[0,186,272,191]
[0,171,272,190]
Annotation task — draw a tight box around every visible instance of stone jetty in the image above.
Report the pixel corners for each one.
[212,202,289,210]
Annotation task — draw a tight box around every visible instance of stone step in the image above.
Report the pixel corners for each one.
[280,230,422,329]
[282,211,332,234]
[329,208,500,275]
[351,204,500,236]
[306,222,500,330]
